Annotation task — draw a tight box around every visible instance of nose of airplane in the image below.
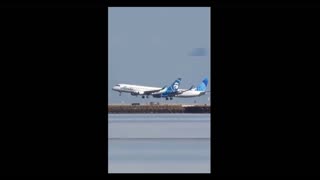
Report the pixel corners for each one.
[112,86,119,91]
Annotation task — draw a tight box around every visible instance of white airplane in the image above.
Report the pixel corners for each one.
[175,78,210,98]
[112,78,181,99]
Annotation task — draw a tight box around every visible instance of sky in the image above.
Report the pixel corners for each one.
[108,7,211,105]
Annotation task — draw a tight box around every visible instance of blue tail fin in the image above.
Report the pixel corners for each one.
[167,78,181,93]
[196,78,208,91]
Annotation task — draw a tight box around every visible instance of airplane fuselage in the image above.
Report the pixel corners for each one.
[175,90,206,97]
[112,84,161,94]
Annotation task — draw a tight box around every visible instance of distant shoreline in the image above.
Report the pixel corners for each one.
[108,104,211,113]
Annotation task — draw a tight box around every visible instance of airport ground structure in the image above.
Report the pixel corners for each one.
[108,103,211,113]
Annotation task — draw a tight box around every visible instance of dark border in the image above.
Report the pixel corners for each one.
[0,4,108,175]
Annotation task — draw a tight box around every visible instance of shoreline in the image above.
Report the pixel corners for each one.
[108,104,211,113]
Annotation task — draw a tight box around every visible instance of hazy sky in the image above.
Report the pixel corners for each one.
[108,7,211,104]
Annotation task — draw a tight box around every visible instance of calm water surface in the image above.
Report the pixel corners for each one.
[108,114,211,173]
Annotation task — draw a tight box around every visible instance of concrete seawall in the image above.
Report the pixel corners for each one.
[108,104,210,113]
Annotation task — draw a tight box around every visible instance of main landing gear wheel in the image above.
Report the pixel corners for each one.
[119,93,121,96]
[170,97,173,100]
[142,96,145,99]
[166,97,168,100]
[147,96,149,98]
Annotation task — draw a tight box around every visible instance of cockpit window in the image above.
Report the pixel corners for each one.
[115,84,120,87]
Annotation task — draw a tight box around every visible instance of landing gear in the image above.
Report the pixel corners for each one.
[147,96,149,98]
[119,92,121,96]
[170,97,173,100]
[142,96,145,99]
[166,97,168,100]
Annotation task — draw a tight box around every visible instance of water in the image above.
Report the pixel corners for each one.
[108,114,211,173]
